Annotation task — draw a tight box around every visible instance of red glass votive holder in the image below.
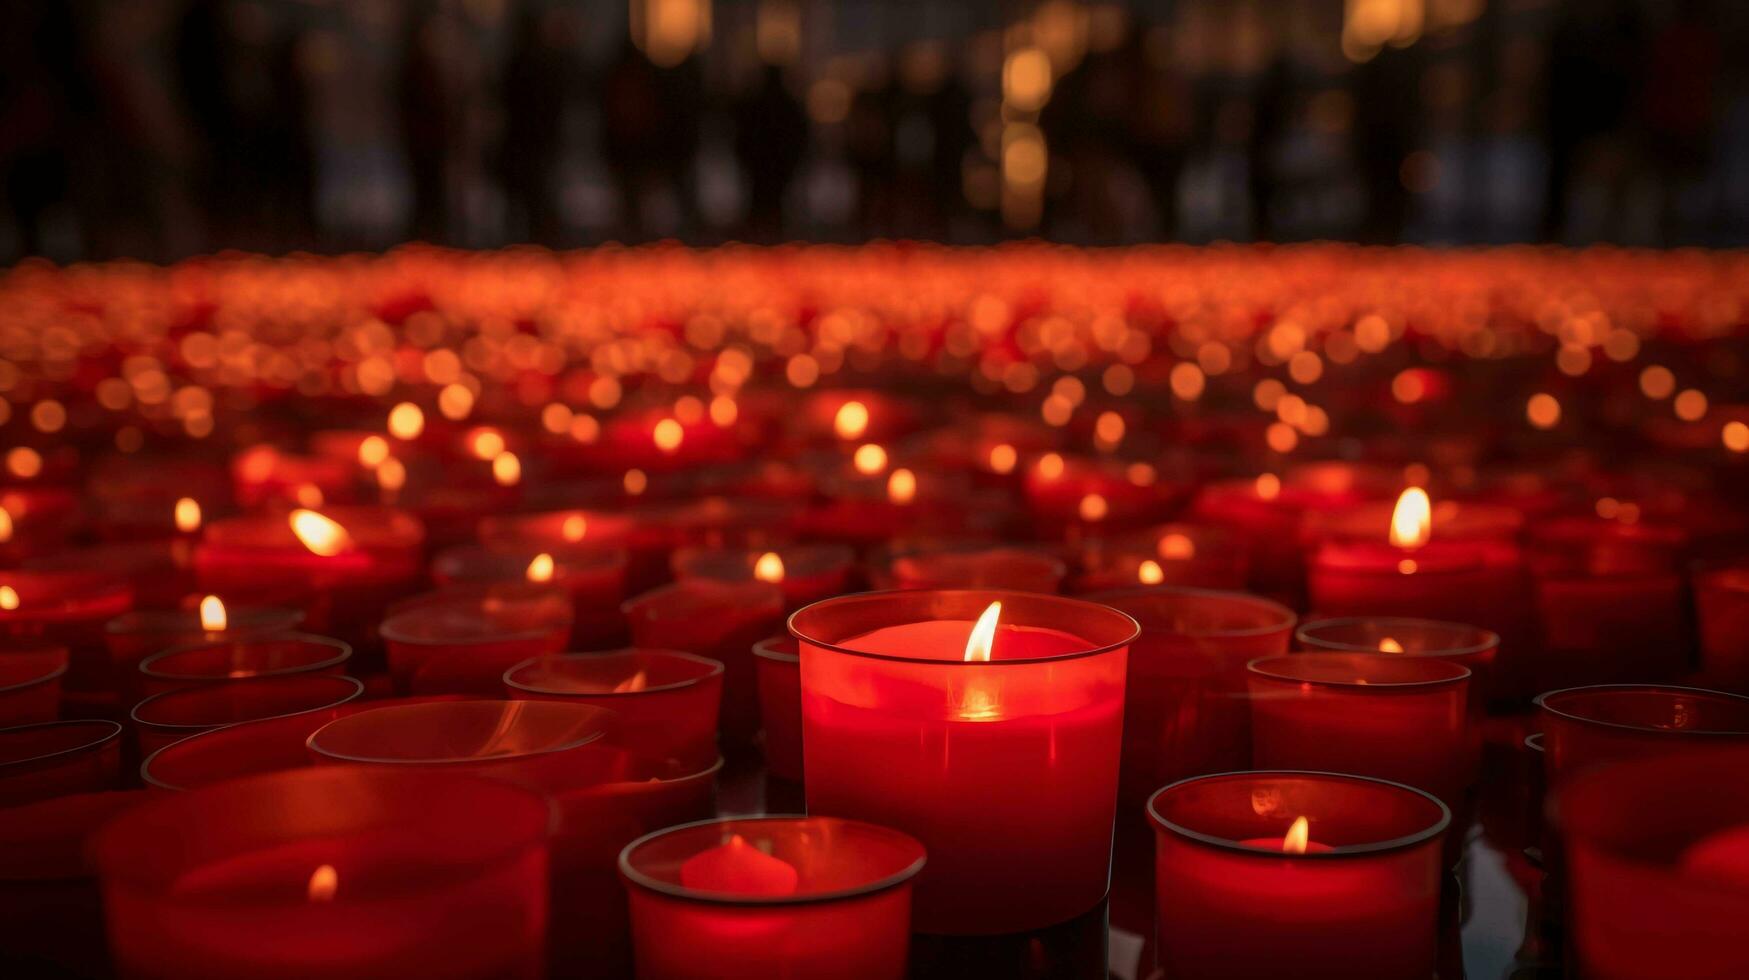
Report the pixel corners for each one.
[105,605,305,701]
[1088,586,1295,803]
[506,649,724,769]
[0,646,68,725]
[1070,523,1249,594]
[478,508,638,553]
[0,789,146,977]
[1148,771,1449,980]
[1551,746,1749,979]
[1295,616,1499,704]
[432,543,628,648]
[1535,683,1749,785]
[381,584,573,694]
[624,579,786,743]
[1308,537,1492,626]
[137,634,352,699]
[671,544,855,611]
[619,816,926,980]
[130,674,365,759]
[0,719,123,806]
[1247,654,1473,844]
[879,545,1067,594]
[1695,561,1749,693]
[91,767,551,980]
[0,570,134,710]
[753,635,803,782]
[792,589,1135,935]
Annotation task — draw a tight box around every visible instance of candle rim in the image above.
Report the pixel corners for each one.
[1535,683,1749,738]
[138,632,351,684]
[789,589,1138,667]
[380,587,574,647]
[557,752,725,802]
[1086,584,1295,640]
[618,814,927,907]
[0,570,134,619]
[1296,616,1500,658]
[131,674,365,733]
[751,635,799,664]
[503,648,724,697]
[1247,652,1472,690]
[104,605,305,639]
[0,719,123,771]
[306,699,613,766]
[1146,769,1451,859]
[0,646,68,695]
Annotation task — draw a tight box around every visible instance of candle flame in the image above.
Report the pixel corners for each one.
[492,451,522,486]
[1379,636,1405,653]
[754,551,786,583]
[1389,487,1431,549]
[388,401,425,440]
[853,443,888,475]
[653,418,684,453]
[964,601,1002,662]
[989,443,1018,474]
[562,514,587,542]
[289,509,351,557]
[887,468,917,504]
[308,864,338,902]
[357,435,389,468]
[469,428,506,460]
[174,497,203,533]
[0,506,11,543]
[0,586,17,611]
[295,483,325,509]
[199,595,227,631]
[527,553,555,583]
[1079,493,1109,522]
[1158,532,1195,560]
[1255,472,1281,500]
[612,670,650,694]
[376,457,406,493]
[834,400,870,440]
[1283,816,1310,854]
[1036,452,1065,480]
[1138,559,1164,584]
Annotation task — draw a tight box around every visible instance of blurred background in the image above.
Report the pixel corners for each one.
[4,0,1748,262]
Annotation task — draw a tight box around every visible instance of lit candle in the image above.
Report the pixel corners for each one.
[506,648,725,769]
[1307,487,1492,626]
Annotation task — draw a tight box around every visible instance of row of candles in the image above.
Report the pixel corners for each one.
[0,246,1747,979]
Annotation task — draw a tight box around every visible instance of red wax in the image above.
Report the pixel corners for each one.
[105,604,305,704]
[1308,538,1492,625]
[1149,771,1448,980]
[881,545,1067,594]
[1695,562,1749,693]
[1553,747,1749,980]
[794,590,1134,934]
[620,816,925,980]
[92,767,550,980]
[381,584,573,694]
[137,633,352,698]
[1535,683,1749,785]
[0,646,68,725]
[0,570,134,711]
[752,635,803,782]
[0,789,148,977]
[1090,586,1294,803]
[131,674,364,759]
[671,544,855,611]
[506,648,724,768]
[433,543,628,648]
[0,719,123,806]
[624,579,786,743]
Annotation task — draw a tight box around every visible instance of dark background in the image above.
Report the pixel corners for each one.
[4,0,1747,263]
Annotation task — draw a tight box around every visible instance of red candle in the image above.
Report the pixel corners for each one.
[619,816,926,980]
[432,543,628,648]
[1308,487,1494,626]
[105,597,305,704]
[0,719,123,806]
[1088,585,1294,803]
[1535,683,1749,785]
[1021,452,1181,536]
[1149,771,1449,980]
[137,633,352,698]
[671,544,854,611]
[0,570,134,715]
[0,646,68,725]
[793,590,1135,934]
[380,584,573,694]
[878,544,1067,594]
[506,649,724,769]
[1552,747,1749,980]
[228,446,356,510]
[0,789,147,977]
[752,635,803,782]
[91,767,551,980]
[1695,561,1749,693]
[624,579,786,743]
[0,485,80,562]
[477,508,637,555]
[1069,522,1248,594]
[130,674,365,759]
[1295,616,1499,702]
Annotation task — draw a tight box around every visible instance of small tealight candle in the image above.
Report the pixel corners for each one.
[380,584,573,694]
[130,674,365,759]
[619,816,926,980]
[624,579,786,743]
[671,544,855,611]
[505,649,725,768]
[432,543,628,649]
[136,633,352,699]
[105,598,305,704]
[1307,487,1493,627]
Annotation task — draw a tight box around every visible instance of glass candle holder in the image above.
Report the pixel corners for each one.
[90,767,551,980]
[0,646,68,725]
[380,584,573,694]
[105,605,305,701]
[506,649,724,769]
[1070,523,1248,594]
[0,790,146,977]
[137,634,352,699]
[1695,561,1749,693]
[1247,653,1472,857]
[624,580,786,743]
[1087,586,1295,803]
[0,719,123,806]
[753,635,803,782]
[792,589,1135,934]
[1550,747,1749,980]
[131,674,365,759]
[477,509,638,554]
[1295,616,1499,704]
[672,544,855,611]
[1148,771,1449,980]
[1535,684,1749,784]
[432,543,628,648]
[0,570,134,710]
[1308,538,1492,626]
[879,545,1067,595]
[619,816,926,980]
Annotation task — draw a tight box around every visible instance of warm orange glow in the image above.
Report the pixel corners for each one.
[1527,392,1561,429]
[1158,533,1195,561]
[1138,560,1164,585]
[1675,389,1709,422]
[1389,487,1431,549]
[470,429,506,460]
[1283,816,1310,854]
[1398,558,1419,575]
[0,506,11,544]
[1254,473,1281,500]
[0,586,17,611]
[308,864,338,903]
[563,514,588,542]
[294,484,324,509]
[754,551,786,583]
[1379,636,1405,653]
[199,595,227,632]
[7,447,42,479]
[834,400,870,440]
[289,509,351,557]
[988,443,1018,474]
[1036,452,1065,480]
[612,670,650,694]
[357,435,389,468]
[624,469,649,496]
[376,457,406,493]
[1726,421,1749,453]
[653,418,684,453]
[1079,493,1109,522]
[492,452,522,486]
[887,468,917,504]
[388,402,425,440]
[174,497,202,533]
[964,601,1002,662]
[853,443,888,475]
[527,553,555,583]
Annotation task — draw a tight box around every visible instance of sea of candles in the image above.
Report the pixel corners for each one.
[0,244,1746,977]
